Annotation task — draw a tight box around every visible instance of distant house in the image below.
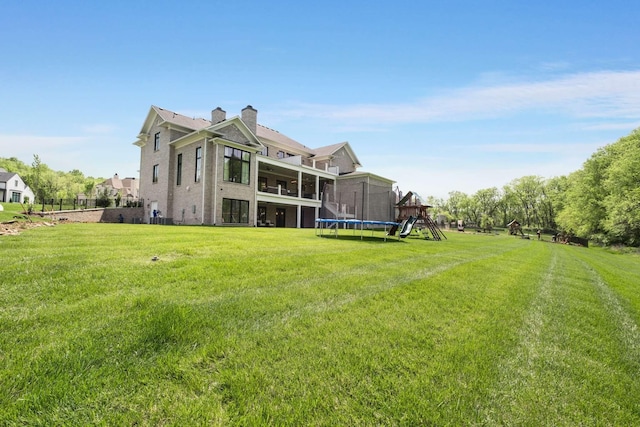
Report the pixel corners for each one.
[133,104,395,227]
[0,168,35,204]
[95,173,140,205]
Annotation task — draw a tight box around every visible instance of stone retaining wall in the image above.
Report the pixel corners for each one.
[38,207,145,224]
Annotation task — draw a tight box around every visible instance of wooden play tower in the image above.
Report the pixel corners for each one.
[395,191,446,240]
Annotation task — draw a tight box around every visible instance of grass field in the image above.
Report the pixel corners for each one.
[1,222,639,425]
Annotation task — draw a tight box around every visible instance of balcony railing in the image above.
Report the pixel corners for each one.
[258,186,317,200]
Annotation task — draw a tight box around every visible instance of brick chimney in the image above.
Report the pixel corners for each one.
[241,105,257,134]
[211,107,226,124]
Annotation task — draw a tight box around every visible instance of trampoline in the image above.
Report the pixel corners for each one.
[315,218,400,241]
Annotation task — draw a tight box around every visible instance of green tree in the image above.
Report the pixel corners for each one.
[507,176,545,227]
[480,213,494,231]
[500,184,523,227]
[557,149,611,239]
[0,157,30,176]
[601,129,640,244]
[27,155,60,203]
[472,187,501,225]
[540,176,568,230]
[96,188,111,208]
[84,179,96,199]
[445,191,471,222]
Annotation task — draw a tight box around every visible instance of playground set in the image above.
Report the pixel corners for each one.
[315,189,445,242]
[389,191,446,241]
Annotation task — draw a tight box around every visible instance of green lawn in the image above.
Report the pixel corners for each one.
[0,202,28,222]
[1,224,639,425]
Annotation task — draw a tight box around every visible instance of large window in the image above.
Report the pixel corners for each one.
[176,153,182,185]
[224,146,250,184]
[154,132,160,151]
[195,147,202,182]
[152,164,159,183]
[222,198,249,223]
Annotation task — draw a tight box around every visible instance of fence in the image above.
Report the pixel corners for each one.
[321,182,395,222]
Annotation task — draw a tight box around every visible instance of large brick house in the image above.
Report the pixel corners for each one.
[95,173,140,205]
[133,105,395,227]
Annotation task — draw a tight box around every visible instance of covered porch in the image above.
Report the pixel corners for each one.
[256,195,320,228]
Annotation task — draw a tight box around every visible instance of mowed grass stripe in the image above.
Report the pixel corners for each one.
[238,236,530,332]
[482,244,640,426]
[579,259,640,373]
[212,238,550,424]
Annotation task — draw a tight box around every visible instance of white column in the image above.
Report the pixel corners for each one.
[296,204,301,228]
[201,138,207,225]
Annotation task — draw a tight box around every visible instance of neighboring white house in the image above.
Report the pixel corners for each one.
[0,168,35,204]
[133,105,396,227]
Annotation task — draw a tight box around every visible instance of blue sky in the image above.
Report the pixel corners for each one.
[1,0,639,198]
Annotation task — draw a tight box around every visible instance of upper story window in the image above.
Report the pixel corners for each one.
[260,146,268,156]
[14,180,18,187]
[152,164,159,183]
[154,132,160,151]
[224,146,250,184]
[195,147,202,182]
[277,150,285,159]
[176,153,182,186]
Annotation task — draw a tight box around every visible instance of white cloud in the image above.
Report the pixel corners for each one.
[274,69,640,125]
[476,142,604,154]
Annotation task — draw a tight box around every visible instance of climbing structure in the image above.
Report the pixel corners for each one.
[394,190,446,241]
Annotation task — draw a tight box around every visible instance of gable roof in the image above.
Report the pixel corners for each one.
[152,106,210,131]
[134,106,212,146]
[0,171,18,183]
[134,105,362,166]
[313,141,362,167]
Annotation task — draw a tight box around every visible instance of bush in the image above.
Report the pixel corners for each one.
[96,189,111,208]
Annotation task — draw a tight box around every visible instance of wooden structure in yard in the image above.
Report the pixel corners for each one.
[394,191,446,241]
[507,219,526,237]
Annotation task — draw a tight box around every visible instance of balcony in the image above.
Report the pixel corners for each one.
[258,159,334,202]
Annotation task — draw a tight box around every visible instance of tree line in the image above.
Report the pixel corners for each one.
[425,128,640,246]
[0,155,104,203]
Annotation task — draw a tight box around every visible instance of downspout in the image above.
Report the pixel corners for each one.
[297,170,302,228]
[254,151,259,226]
[361,181,365,221]
[201,137,207,225]
[213,143,219,225]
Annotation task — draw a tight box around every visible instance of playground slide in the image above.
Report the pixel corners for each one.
[399,216,417,238]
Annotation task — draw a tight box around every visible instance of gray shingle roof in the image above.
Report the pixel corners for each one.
[151,106,353,160]
[256,124,313,154]
[153,106,211,131]
[0,171,17,182]
[313,142,347,158]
